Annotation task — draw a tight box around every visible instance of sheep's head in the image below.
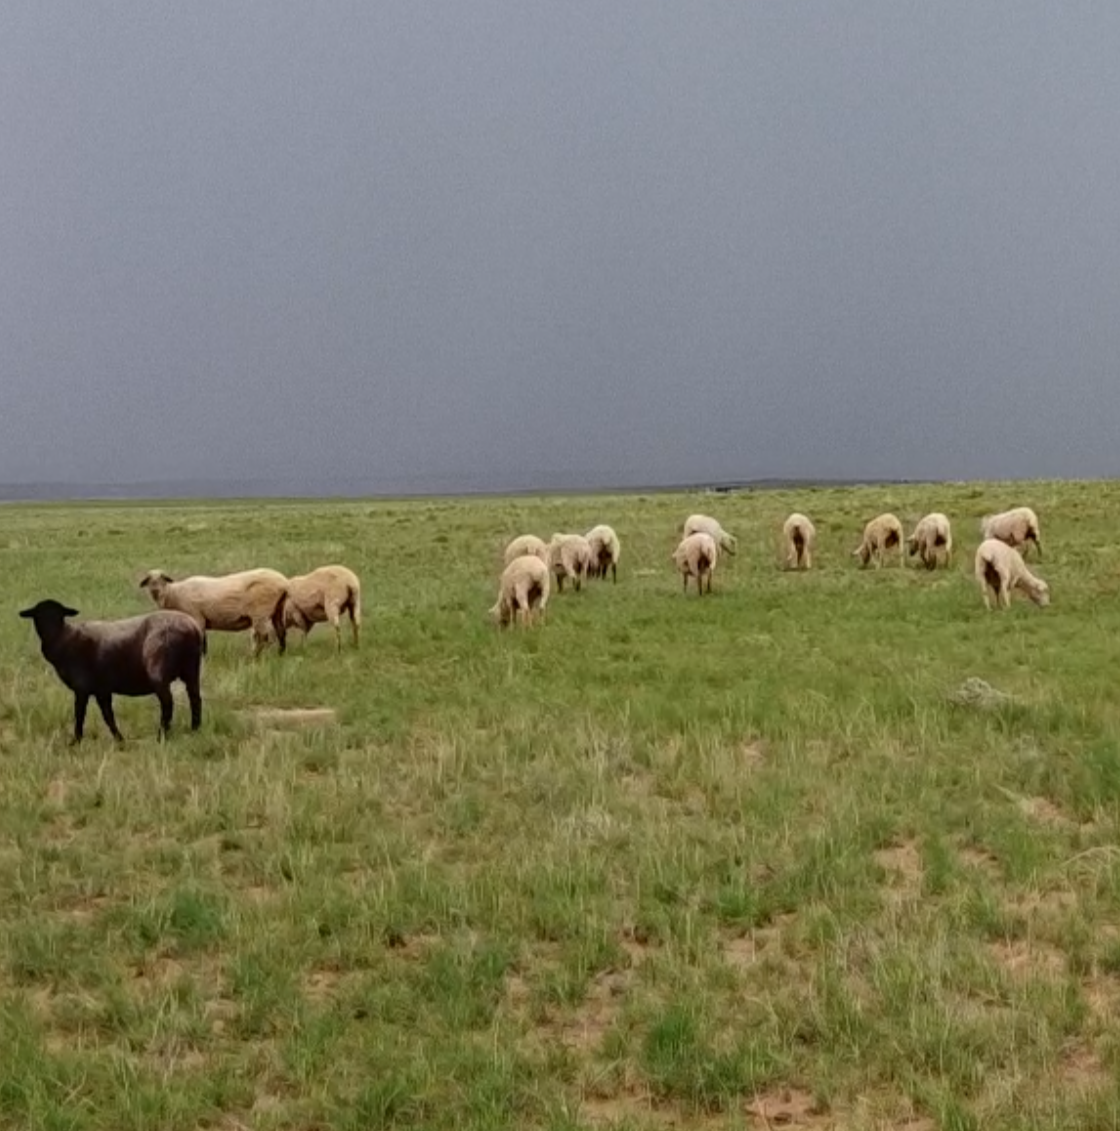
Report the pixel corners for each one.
[19,599,80,623]
[853,543,871,567]
[489,597,513,628]
[906,535,919,557]
[139,570,173,602]
[1028,578,1051,607]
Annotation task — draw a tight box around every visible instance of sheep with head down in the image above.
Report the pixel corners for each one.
[585,524,621,582]
[852,513,903,569]
[547,533,592,593]
[907,512,953,571]
[490,554,550,627]
[979,507,1042,559]
[975,538,1050,610]
[673,531,719,595]
[503,535,549,567]
[139,567,289,656]
[683,514,737,555]
[781,513,815,571]
[284,564,362,652]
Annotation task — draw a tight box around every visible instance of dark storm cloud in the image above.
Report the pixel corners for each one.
[2,3,1119,491]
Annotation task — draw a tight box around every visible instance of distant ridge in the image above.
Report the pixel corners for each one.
[0,474,943,503]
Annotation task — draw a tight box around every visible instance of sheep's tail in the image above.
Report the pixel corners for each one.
[271,588,289,655]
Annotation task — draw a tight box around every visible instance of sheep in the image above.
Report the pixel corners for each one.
[139,568,289,656]
[490,554,551,627]
[979,507,1042,559]
[547,533,592,593]
[852,513,904,569]
[782,513,816,571]
[283,565,362,652]
[585,524,621,582]
[906,512,953,571]
[19,598,204,743]
[673,531,719,595]
[974,538,1050,610]
[683,514,737,555]
[503,535,549,567]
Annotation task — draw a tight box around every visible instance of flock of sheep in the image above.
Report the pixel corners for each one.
[490,504,1049,626]
[17,502,1046,744]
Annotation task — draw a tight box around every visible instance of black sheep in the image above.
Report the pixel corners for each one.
[19,599,204,743]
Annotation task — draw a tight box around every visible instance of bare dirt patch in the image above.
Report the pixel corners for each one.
[1058,1041,1108,1089]
[873,840,923,903]
[987,939,1067,981]
[745,1086,830,1126]
[240,707,337,728]
[958,844,1002,876]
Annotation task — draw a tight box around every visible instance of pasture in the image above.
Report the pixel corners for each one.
[2,480,1120,1130]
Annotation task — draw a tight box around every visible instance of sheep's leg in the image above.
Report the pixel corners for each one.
[185,675,202,731]
[350,602,361,648]
[95,693,124,742]
[155,687,174,736]
[71,693,90,744]
[611,562,617,584]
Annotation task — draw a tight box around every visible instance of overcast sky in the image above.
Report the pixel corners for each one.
[2,3,1118,492]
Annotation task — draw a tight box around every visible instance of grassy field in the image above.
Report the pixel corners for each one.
[2,480,1120,1130]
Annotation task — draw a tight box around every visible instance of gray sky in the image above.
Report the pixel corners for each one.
[2,3,1119,492]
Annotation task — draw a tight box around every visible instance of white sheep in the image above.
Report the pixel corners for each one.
[284,564,362,651]
[852,513,904,569]
[782,513,816,571]
[683,514,737,555]
[979,507,1042,559]
[547,533,592,593]
[139,567,290,656]
[585,524,621,583]
[673,532,719,595]
[490,554,551,627]
[974,538,1050,610]
[906,512,953,571]
[503,535,549,567]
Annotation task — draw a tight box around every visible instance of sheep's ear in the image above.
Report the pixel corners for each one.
[18,606,34,618]
[62,606,79,618]
[139,575,151,588]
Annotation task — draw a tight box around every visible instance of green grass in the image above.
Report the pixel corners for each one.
[2,480,1120,1129]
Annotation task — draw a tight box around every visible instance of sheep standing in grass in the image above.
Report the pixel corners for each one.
[683,514,737,555]
[491,554,551,627]
[974,538,1050,610]
[782,513,816,571]
[852,514,904,569]
[585,524,621,583]
[980,507,1042,559]
[19,599,203,743]
[284,565,362,652]
[503,535,549,566]
[907,512,953,571]
[547,533,592,593]
[139,568,289,656]
[673,532,719,595]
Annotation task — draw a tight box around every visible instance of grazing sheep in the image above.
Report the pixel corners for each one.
[782,513,816,571]
[284,565,362,652]
[852,513,904,569]
[974,538,1050,610]
[547,533,592,593]
[503,535,549,567]
[19,599,203,743]
[585,524,621,583]
[907,512,953,571]
[673,531,719,595]
[683,514,737,555]
[139,568,289,656]
[490,554,551,627]
[979,507,1042,559]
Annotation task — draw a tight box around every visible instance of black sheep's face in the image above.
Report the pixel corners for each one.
[19,599,80,623]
